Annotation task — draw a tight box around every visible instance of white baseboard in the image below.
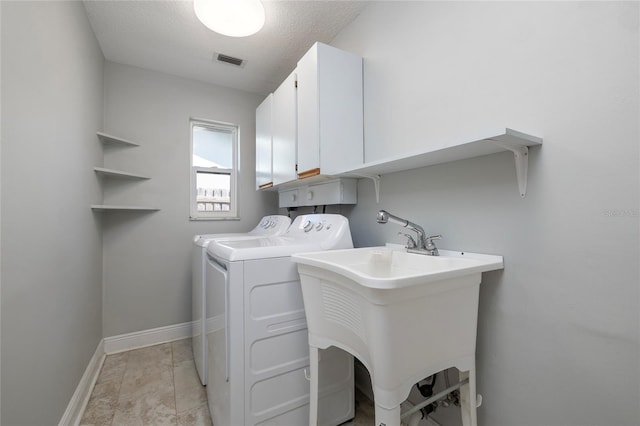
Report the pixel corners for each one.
[103,321,193,354]
[59,339,105,426]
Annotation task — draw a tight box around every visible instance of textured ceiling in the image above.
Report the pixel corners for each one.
[83,0,369,95]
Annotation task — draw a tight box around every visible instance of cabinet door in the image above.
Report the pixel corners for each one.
[304,179,357,206]
[278,188,300,208]
[297,42,363,178]
[272,71,297,186]
[296,43,321,178]
[255,94,273,190]
[316,43,363,175]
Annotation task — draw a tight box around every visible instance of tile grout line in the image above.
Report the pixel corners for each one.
[171,342,179,424]
[109,352,128,426]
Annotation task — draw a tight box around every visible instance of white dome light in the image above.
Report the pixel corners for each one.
[194,0,265,37]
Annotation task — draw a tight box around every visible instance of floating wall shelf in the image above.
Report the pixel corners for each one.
[93,167,150,180]
[97,131,140,147]
[339,128,542,201]
[91,205,159,212]
[93,131,159,212]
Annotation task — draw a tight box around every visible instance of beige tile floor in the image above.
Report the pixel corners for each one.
[80,339,210,426]
[81,338,375,426]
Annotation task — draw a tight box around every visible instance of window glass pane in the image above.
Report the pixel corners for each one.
[192,125,233,168]
[196,170,231,212]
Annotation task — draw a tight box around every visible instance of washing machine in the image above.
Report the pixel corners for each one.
[192,215,291,385]
[205,214,355,426]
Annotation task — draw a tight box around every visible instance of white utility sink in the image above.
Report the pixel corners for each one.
[292,246,503,426]
[292,246,503,289]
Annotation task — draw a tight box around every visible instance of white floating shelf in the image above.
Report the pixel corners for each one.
[97,131,140,147]
[93,167,150,180]
[91,205,159,212]
[340,128,542,199]
[342,128,541,176]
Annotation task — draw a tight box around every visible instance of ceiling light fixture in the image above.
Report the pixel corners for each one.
[194,0,265,37]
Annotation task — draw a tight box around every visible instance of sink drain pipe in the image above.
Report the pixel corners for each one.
[400,378,470,421]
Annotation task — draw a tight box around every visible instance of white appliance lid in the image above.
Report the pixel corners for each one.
[192,215,291,247]
[207,238,326,261]
[206,214,353,261]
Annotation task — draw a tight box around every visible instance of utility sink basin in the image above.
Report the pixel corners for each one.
[292,246,503,290]
[291,246,503,426]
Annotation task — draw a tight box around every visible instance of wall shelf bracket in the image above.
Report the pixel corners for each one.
[367,174,381,203]
[489,139,529,198]
[345,173,381,203]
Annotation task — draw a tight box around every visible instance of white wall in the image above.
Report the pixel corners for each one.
[102,62,277,337]
[1,1,104,424]
[332,2,639,425]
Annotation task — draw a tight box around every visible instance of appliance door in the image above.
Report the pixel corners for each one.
[206,254,231,426]
[192,242,207,385]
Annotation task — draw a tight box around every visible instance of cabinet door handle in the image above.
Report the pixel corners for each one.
[298,168,320,179]
[258,182,274,190]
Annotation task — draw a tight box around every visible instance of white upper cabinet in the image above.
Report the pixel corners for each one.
[271,71,298,186]
[256,42,364,189]
[255,94,273,190]
[256,43,542,198]
[296,42,363,178]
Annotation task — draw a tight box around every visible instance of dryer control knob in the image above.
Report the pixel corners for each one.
[303,220,313,232]
[315,222,324,231]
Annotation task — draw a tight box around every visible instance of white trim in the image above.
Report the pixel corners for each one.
[0,2,3,417]
[206,315,225,335]
[59,340,106,426]
[103,321,193,354]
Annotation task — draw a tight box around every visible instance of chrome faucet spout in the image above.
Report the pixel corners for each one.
[376,210,440,256]
[376,210,389,224]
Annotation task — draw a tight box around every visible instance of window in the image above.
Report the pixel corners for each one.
[190,119,238,219]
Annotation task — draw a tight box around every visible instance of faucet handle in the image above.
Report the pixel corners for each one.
[397,232,417,249]
[425,235,442,256]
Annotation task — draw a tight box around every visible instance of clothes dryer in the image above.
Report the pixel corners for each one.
[205,214,355,426]
[192,215,291,385]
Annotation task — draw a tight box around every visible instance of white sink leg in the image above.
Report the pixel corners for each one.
[309,346,319,426]
[459,366,478,426]
[374,402,401,426]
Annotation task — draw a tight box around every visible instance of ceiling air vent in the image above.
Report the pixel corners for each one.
[216,53,245,67]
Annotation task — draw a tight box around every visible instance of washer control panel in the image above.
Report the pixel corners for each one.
[252,215,291,235]
[286,214,350,240]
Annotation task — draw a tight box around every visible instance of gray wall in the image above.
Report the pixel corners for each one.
[102,62,277,337]
[1,1,104,424]
[332,2,639,426]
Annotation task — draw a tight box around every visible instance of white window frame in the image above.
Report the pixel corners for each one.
[189,119,239,220]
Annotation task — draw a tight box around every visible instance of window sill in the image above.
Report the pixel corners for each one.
[189,216,241,221]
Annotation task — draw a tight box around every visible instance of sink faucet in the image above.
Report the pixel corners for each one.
[376,210,441,256]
